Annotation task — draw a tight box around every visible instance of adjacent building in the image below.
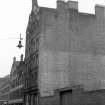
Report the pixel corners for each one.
[9,55,25,105]
[23,0,39,105]
[0,78,10,105]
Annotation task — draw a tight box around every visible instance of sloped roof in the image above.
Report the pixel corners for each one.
[10,60,20,75]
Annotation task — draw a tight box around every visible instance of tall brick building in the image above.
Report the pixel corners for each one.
[24,0,105,105]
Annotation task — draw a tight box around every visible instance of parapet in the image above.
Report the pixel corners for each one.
[95,4,105,19]
[56,0,105,19]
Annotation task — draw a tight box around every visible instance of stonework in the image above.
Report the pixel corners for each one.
[24,0,105,105]
[9,56,24,105]
[38,0,105,97]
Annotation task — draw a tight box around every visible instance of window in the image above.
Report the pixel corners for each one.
[33,94,38,105]
[35,37,39,52]
[36,54,39,66]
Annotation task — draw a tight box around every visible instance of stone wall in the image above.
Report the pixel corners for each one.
[39,1,105,97]
[81,90,105,105]
[39,91,59,105]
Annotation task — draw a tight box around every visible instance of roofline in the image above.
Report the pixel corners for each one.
[39,6,57,13]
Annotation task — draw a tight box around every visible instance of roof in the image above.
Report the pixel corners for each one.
[10,61,20,75]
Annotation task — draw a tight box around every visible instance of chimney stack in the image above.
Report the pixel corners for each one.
[95,4,105,19]
[13,57,16,62]
[20,54,24,61]
[57,0,66,13]
[67,0,78,10]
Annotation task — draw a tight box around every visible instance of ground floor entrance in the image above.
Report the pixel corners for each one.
[60,90,72,105]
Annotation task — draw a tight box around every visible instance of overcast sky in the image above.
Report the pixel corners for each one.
[0,0,105,77]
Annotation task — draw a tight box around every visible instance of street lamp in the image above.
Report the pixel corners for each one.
[17,34,23,49]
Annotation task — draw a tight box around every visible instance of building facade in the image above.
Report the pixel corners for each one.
[0,80,10,105]
[24,0,105,105]
[9,55,25,105]
[24,0,39,105]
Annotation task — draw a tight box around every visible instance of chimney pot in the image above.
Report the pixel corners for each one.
[57,0,66,13]
[20,54,24,61]
[67,0,78,10]
[13,57,16,62]
[95,4,105,19]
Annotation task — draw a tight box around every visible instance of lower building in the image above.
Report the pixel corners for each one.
[0,81,10,105]
[8,55,25,105]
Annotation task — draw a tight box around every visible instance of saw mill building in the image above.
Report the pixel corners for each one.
[24,0,105,105]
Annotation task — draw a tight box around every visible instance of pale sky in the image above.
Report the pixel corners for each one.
[0,0,105,77]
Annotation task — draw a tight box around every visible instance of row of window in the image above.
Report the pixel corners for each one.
[0,93,9,100]
[27,36,39,59]
[9,88,23,100]
[24,76,30,89]
[24,70,38,89]
[30,71,38,86]
[10,75,23,88]
[10,68,24,88]
[25,94,38,105]
[27,11,40,35]
[27,37,39,57]
[30,53,39,69]
[1,86,9,93]
[24,17,40,89]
